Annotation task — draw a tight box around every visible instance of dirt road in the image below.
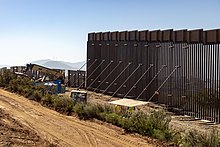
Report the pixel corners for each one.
[0,89,154,147]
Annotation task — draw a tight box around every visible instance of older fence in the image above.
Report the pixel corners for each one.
[87,29,220,123]
[67,70,85,88]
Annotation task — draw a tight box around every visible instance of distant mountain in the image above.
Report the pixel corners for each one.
[29,59,86,71]
[61,61,86,70]
[28,59,52,65]
[43,61,73,69]
[0,65,9,68]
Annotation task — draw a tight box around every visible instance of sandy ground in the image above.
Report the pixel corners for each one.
[0,89,156,147]
[1,88,218,147]
[0,108,51,146]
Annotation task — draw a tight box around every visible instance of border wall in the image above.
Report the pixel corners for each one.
[87,29,220,123]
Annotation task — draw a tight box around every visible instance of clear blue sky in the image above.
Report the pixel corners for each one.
[0,0,220,66]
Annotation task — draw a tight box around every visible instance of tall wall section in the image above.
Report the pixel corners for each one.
[87,29,220,123]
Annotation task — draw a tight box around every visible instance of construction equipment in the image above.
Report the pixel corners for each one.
[70,90,87,103]
[26,63,65,83]
[25,63,65,94]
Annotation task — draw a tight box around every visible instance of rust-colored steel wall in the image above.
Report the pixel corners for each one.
[87,29,220,123]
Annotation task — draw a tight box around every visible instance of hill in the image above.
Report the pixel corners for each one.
[0,65,9,68]
[29,59,85,71]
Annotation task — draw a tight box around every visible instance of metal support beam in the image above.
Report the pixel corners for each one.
[137,65,167,99]
[124,64,153,98]
[112,64,142,97]
[94,61,122,92]
[102,62,132,94]
[148,65,181,102]
[87,60,114,89]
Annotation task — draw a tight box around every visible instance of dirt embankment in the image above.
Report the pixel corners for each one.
[0,108,51,146]
[0,89,157,147]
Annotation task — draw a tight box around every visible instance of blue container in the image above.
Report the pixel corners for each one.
[54,80,62,94]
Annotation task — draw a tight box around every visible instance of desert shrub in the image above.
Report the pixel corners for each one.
[98,112,107,121]
[105,113,120,125]
[41,94,53,106]
[30,90,43,102]
[148,111,171,131]
[73,103,86,119]
[51,95,72,113]
[8,79,19,92]
[181,129,220,147]
[102,104,114,113]
[41,94,74,114]
[118,110,172,141]
[73,103,119,124]
[95,104,114,118]
[148,111,172,140]
[95,104,105,113]
[0,70,16,87]
[64,98,74,115]
[72,103,115,120]
[8,77,34,95]
[24,87,33,98]
[120,111,148,134]
[182,130,200,147]
[171,131,183,145]
[72,103,172,141]
[152,129,169,141]
[83,104,99,119]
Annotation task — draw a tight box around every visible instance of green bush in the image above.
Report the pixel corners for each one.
[103,104,114,113]
[120,112,148,134]
[29,90,43,101]
[83,104,99,119]
[52,95,63,111]
[8,77,34,96]
[51,95,73,113]
[105,113,120,125]
[95,104,105,114]
[24,87,33,98]
[72,103,115,120]
[171,131,182,145]
[0,70,16,87]
[98,112,107,121]
[41,94,53,106]
[73,103,85,119]
[70,103,173,141]
[64,98,74,115]
[116,111,172,141]
[148,111,171,131]
[153,129,168,141]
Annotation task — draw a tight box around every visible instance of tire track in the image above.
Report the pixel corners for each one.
[62,117,148,147]
[74,127,93,146]
[0,89,154,147]
[1,94,143,146]
[89,132,99,147]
